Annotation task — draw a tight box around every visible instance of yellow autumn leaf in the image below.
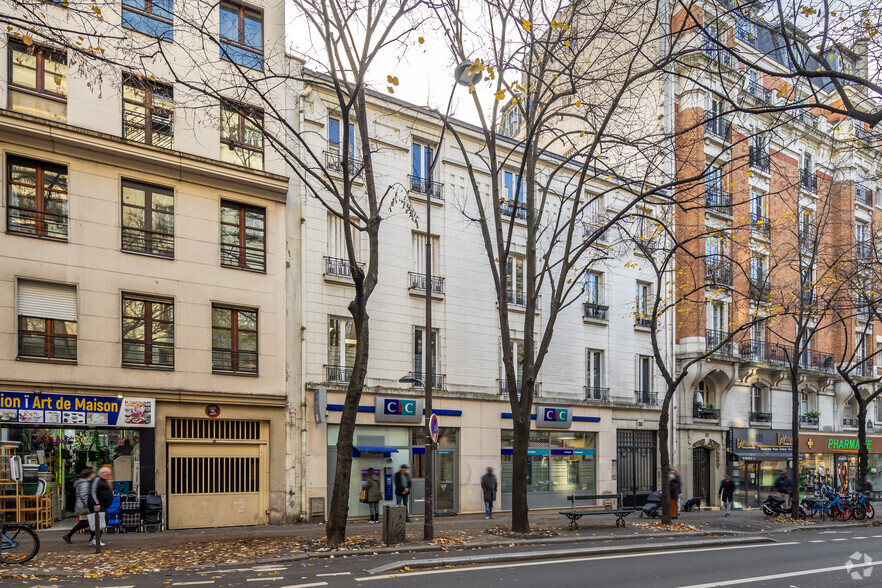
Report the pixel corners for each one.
[418,36,424,44]
[495,90,506,100]
[53,75,61,86]
[522,18,532,32]
[564,40,571,47]
[387,86,395,93]
[22,35,33,46]
[92,6,101,14]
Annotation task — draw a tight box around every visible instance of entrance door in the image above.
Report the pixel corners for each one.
[435,449,456,513]
[692,447,711,505]
[745,462,760,507]
[166,418,268,529]
[616,430,657,508]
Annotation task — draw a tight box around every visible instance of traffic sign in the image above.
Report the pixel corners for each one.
[429,413,440,443]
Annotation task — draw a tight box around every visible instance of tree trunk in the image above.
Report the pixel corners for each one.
[658,384,673,524]
[510,409,531,533]
[325,305,370,545]
[858,399,869,485]
[790,368,801,519]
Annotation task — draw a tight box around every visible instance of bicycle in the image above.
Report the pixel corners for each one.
[0,522,40,565]
[801,486,851,521]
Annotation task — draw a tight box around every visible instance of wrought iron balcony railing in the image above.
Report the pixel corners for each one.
[583,301,609,321]
[324,149,364,178]
[799,168,817,193]
[407,175,444,201]
[796,110,818,129]
[855,184,873,207]
[636,391,658,406]
[749,279,771,301]
[749,146,770,173]
[501,200,528,220]
[798,349,835,372]
[584,386,610,401]
[324,364,352,383]
[498,379,540,397]
[705,187,733,216]
[706,329,734,356]
[507,289,527,307]
[855,241,873,261]
[843,417,859,427]
[694,406,721,419]
[635,314,652,329]
[750,213,771,238]
[799,414,819,426]
[408,271,445,295]
[740,340,788,365]
[704,113,733,142]
[705,260,733,287]
[324,256,365,279]
[747,80,771,102]
[750,411,772,422]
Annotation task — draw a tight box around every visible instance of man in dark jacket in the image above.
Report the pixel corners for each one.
[719,473,735,517]
[774,470,793,505]
[481,467,498,520]
[87,467,114,547]
[393,464,412,522]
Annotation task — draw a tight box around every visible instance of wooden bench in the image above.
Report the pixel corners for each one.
[559,493,634,529]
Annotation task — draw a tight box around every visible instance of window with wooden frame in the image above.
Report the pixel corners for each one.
[17,281,77,361]
[8,39,67,121]
[212,305,258,374]
[122,0,174,40]
[123,74,174,149]
[122,180,174,257]
[219,1,263,69]
[220,101,264,170]
[122,295,174,368]
[220,200,265,271]
[6,156,69,241]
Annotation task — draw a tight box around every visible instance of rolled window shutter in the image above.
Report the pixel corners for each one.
[18,280,77,322]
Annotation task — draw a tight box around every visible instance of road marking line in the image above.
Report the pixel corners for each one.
[873,535,882,538]
[199,568,252,574]
[247,578,283,582]
[355,542,798,581]
[172,583,216,586]
[279,583,328,588]
[251,566,289,571]
[676,560,882,587]
[853,536,869,539]
[316,572,351,576]
[809,540,825,543]
[831,538,849,541]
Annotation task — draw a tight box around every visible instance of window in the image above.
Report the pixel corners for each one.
[585,272,602,304]
[637,355,653,402]
[412,232,440,274]
[413,327,439,385]
[327,117,359,176]
[220,102,264,170]
[220,200,266,271]
[121,180,174,258]
[122,295,174,368]
[219,1,263,69]
[123,74,173,149]
[6,156,68,241]
[635,281,651,326]
[211,305,258,374]
[708,301,727,333]
[8,40,67,121]
[694,380,715,407]
[586,349,603,389]
[122,0,173,40]
[751,385,765,413]
[504,171,524,203]
[507,256,526,305]
[327,316,356,381]
[411,142,434,183]
[17,280,77,361]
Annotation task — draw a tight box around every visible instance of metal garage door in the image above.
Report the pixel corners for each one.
[167,418,268,529]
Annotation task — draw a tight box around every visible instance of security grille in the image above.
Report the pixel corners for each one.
[170,456,260,494]
[168,418,261,440]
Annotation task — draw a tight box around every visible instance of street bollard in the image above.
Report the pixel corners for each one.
[382,505,406,545]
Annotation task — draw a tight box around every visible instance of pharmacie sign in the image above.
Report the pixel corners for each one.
[800,433,882,454]
[536,406,573,429]
[374,397,424,424]
[0,390,155,428]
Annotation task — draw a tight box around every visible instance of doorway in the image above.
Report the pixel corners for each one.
[692,447,711,505]
[616,430,657,508]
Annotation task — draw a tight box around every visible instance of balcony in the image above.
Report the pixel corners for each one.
[324,364,352,383]
[749,146,770,173]
[799,168,817,193]
[706,329,734,356]
[855,240,873,261]
[740,340,787,365]
[750,213,771,239]
[501,200,527,221]
[799,228,816,252]
[843,417,858,428]
[702,45,737,69]
[855,184,873,207]
[795,110,818,129]
[405,371,446,390]
[750,411,772,423]
[635,314,652,329]
[324,256,365,280]
[705,187,733,216]
[498,379,540,397]
[408,175,444,201]
[799,414,819,426]
[704,113,733,142]
[705,260,733,288]
[324,149,363,178]
[856,361,875,377]
[408,271,445,295]
[854,122,870,143]
[855,305,873,323]
[584,386,610,401]
[583,301,609,322]
[747,80,771,102]
[693,406,721,420]
[749,278,771,301]
[507,289,527,307]
[636,391,658,406]
[798,349,835,372]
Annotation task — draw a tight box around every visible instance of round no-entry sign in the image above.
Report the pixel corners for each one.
[429,413,440,443]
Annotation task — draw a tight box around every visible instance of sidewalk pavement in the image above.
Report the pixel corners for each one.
[3,508,870,579]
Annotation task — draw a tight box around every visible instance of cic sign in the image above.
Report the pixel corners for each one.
[536,406,573,429]
[374,397,424,424]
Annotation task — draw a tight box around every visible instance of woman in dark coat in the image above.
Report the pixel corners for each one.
[365,469,383,523]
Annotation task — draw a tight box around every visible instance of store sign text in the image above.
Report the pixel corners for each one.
[0,390,155,428]
[536,405,574,429]
[373,397,424,424]
[827,438,871,452]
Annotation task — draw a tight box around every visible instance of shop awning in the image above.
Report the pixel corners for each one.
[352,446,400,457]
[732,451,791,460]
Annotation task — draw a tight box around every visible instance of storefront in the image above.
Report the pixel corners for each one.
[0,390,155,529]
[798,433,882,496]
[727,428,793,508]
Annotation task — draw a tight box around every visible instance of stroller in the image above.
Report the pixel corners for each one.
[142,491,164,533]
[120,492,140,533]
[641,490,662,518]
[106,495,122,533]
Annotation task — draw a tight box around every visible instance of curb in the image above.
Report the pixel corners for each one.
[366,535,776,574]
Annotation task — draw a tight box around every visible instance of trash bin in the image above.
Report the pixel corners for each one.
[382,505,406,545]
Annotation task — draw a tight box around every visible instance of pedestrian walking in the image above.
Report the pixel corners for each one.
[62,468,94,544]
[774,470,793,506]
[87,467,114,547]
[394,464,412,522]
[669,470,681,519]
[719,473,735,517]
[481,467,498,520]
[365,468,382,523]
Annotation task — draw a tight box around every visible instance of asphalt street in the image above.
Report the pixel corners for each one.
[8,526,882,587]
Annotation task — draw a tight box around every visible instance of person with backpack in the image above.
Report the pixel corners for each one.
[62,468,94,544]
[719,472,735,517]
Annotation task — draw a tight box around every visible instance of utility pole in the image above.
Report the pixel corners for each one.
[424,163,435,541]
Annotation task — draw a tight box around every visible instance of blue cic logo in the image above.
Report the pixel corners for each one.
[384,399,417,416]
[544,407,568,422]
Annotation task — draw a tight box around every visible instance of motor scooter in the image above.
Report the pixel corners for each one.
[763,494,807,519]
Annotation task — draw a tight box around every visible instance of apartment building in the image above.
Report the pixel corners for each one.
[0,1,291,529]
[289,60,675,517]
